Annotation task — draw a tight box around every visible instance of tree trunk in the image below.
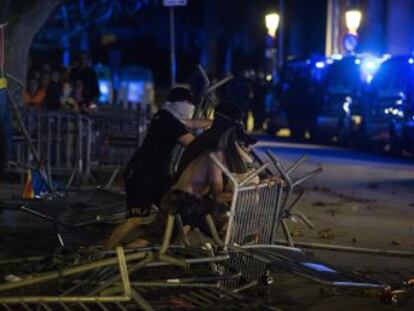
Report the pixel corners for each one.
[4,0,62,88]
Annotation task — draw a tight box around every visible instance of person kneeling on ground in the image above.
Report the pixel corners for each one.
[126,122,257,248]
[104,87,202,250]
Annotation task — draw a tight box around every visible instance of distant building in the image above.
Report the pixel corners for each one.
[326,0,414,56]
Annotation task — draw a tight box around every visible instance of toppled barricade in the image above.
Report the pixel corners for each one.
[0,150,395,310]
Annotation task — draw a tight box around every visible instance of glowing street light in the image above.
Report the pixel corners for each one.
[265,13,280,38]
[343,9,362,53]
[345,10,362,35]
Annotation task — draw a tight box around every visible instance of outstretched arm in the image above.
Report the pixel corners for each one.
[184,119,212,130]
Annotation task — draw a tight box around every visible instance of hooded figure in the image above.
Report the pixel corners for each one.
[176,101,257,178]
[104,86,196,250]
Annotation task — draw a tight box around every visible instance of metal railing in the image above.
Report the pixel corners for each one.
[10,107,151,184]
[209,149,322,288]
[90,108,150,167]
[12,109,92,183]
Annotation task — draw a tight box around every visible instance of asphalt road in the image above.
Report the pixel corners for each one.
[0,138,413,309]
[254,138,414,310]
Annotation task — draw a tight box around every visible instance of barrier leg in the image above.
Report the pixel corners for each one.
[205,214,223,247]
[280,219,294,248]
[159,214,188,268]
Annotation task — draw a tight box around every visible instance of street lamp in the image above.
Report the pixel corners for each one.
[265,13,280,38]
[345,10,362,35]
[343,9,362,53]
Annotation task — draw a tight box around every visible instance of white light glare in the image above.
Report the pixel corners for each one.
[354,59,361,65]
[265,13,280,37]
[331,54,343,60]
[342,96,352,114]
[346,10,362,34]
[409,58,414,64]
[315,61,325,69]
[364,60,377,70]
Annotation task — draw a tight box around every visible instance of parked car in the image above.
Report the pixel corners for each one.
[360,55,414,154]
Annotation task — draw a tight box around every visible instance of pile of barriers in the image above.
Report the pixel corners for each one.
[0,149,391,310]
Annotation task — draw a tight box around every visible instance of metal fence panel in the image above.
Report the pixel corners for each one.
[10,108,151,182]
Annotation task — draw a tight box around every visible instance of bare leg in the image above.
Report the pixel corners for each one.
[104,217,141,250]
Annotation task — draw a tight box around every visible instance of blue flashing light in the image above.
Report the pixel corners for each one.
[315,61,325,69]
[364,60,377,70]
[360,57,380,83]
[354,59,361,65]
[98,80,111,104]
[128,81,145,103]
[409,58,414,64]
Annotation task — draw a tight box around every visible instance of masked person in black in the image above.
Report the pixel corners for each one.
[104,87,197,250]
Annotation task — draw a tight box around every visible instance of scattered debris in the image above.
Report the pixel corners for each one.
[291,229,303,237]
[324,209,336,217]
[352,237,357,243]
[318,228,335,239]
[391,240,402,246]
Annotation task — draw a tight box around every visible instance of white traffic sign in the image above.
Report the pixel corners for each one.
[163,0,187,6]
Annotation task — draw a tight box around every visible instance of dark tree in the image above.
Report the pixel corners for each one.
[0,0,62,87]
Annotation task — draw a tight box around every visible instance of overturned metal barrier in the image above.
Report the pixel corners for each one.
[209,149,322,289]
[0,246,270,310]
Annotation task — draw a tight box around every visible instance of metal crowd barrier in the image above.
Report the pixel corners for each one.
[10,107,151,184]
[12,109,92,182]
[90,108,150,167]
[0,246,266,310]
[209,149,322,289]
